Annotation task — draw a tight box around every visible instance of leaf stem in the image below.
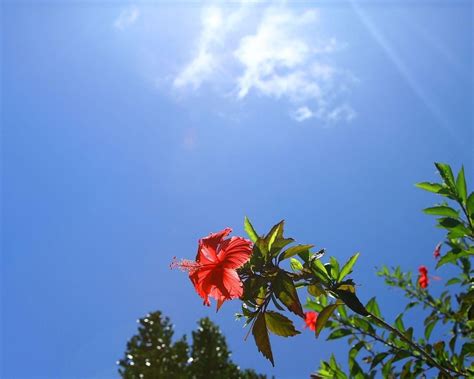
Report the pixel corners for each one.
[368,312,462,377]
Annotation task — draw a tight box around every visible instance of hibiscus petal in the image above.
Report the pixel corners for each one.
[221,268,244,298]
[196,228,232,265]
[218,237,253,269]
[189,266,214,305]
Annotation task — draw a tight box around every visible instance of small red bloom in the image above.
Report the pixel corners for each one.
[433,243,442,259]
[304,311,318,331]
[418,265,429,289]
[172,228,252,310]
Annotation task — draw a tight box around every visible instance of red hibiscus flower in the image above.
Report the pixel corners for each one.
[304,311,318,331]
[418,265,429,289]
[433,243,442,259]
[171,228,253,310]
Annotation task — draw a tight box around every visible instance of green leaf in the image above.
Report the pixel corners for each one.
[278,244,314,262]
[244,216,258,243]
[290,258,303,272]
[461,342,474,357]
[456,166,467,203]
[424,319,437,340]
[249,241,264,267]
[438,217,463,228]
[370,352,389,370]
[337,304,347,318]
[338,253,360,282]
[272,271,304,317]
[382,358,393,377]
[395,314,405,332]
[305,299,324,313]
[435,162,456,189]
[415,182,443,193]
[265,220,284,253]
[436,250,472,268]
[315,304,338,337]
[354,317,375,334]
[446,277,461,286]
[270,238,294,255]
[401,360,413,377]
[423,206,459,218]
[264,311,300,337]
[308,284,325,297]
[330,256,340,279]
[366,297,381,318]
[392,350,411,363]
[311,258,331,283]
[326,328,352,340]
[255,238,269,260]
[467,192,474,217]
[252,312,274,366]
[334,288,369,316]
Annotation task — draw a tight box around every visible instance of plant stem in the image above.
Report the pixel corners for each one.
[368,312,462,377]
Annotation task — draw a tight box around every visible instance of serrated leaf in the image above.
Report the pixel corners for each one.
[423,206,459,218]
[278,244,314,262]
[290,258,303,272]
[272,271,304,317]
[315,304,338,337]
[244,216,258,243]
[338,253,360,282]
[415,182,443,193]
[252,312,274,366]
[265,311,300,337]
[456,166,467,203]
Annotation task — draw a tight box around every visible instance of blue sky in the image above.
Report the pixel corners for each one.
[2,1,472,378]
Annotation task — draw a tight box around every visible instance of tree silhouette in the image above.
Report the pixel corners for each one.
[118,311,266,379]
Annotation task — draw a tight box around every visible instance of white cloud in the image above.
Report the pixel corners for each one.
[292,106,314,122]
[326,104,356,122]
[234,8,318,99]
[171,4,356,124]
[114,6,140,30]
[173,6,246,90]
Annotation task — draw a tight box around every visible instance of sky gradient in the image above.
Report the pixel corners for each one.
[2,1,473,378]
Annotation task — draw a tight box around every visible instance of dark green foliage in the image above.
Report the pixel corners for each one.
[118,311,266,379]
[309,163,473,378]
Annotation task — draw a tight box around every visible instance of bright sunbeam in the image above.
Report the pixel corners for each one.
[350,0,466,149]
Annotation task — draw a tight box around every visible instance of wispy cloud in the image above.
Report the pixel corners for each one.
[292,106,314,122]
[173,6,247,90]
[130,3,356,125]
[114,6,140,30]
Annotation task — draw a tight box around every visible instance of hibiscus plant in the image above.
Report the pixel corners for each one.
[173,163,473,378]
